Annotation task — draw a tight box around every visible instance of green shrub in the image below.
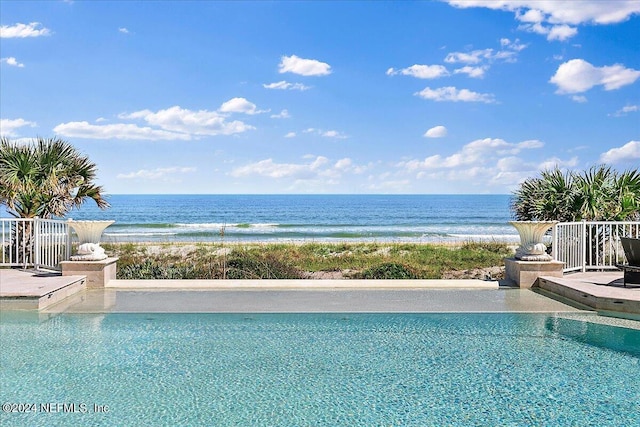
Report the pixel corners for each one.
[225,252,302,279]
[356,262,418,279]
[460,240,512,255]
[118,260,200,279]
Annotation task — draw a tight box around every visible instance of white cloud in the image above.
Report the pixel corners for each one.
[415,86,496,103]
[537,156,579,170]
[410,155,569,191]
[271,109,291,119]
[445,1,640,41]
[446,41,525,65]
[500,38,527,51]
[56,105,255,140]
[612,104,639,116]
[230,156,368,185]
[334,158,352,170]
[218,97,266,115]
[445,49,493,64]
[230,156,329,179]
[547,24,579,41]
[386,64,449,79]
[0,118,37,137]
[571,95,588,103]
[1,57,25,67]
[398,138,544,171]
[284,132,296,138]
[517,140,545,149]
[300,128,348,139]
[424,125,448,138]
[278,55,332,76]
[515,8,545,23]
[53,121,193,140]
[517,21,578,41]
[121,105,255,136]
[600,140,640,164]
[550,59,640,94]
[118,27,130,34]
[453,66,487,78]
[263,81,311,91]
[442,39,525,79]
[0,22,51,38]
[397,136,553,189]
[117,167,196,180]
[322,130,348,139]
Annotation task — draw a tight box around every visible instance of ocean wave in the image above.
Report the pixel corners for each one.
[175,223,280,229]
[104,232,178,237]
[109,223,175,229]
[448,233,520,241]
[102,228,519,242]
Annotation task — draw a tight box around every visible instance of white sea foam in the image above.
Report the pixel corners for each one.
[448,234,520,242]
[105,232,178,237]
[174,223,279,228]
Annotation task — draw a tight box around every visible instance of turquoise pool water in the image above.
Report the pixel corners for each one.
[1,313,639,426]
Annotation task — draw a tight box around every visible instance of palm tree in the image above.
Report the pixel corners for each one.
[511,165,640,222]
[0,137,109,218]
[613,169,640,221]
[1,137,109,265]
[512,165,640,265]
[511,168,578,222]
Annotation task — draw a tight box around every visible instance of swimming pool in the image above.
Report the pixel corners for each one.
[1,312,639,426]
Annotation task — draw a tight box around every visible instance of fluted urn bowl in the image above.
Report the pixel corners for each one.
[67,220,114,261]
[509,221,557,261]
[68,220,115,244]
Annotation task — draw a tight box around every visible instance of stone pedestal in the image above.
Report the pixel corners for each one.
[61,257,118,288]
[504,258,564,288]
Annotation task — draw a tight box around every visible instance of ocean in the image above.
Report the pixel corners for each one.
[53,194,518,243]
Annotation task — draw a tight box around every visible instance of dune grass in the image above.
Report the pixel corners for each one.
[102,241,514,280]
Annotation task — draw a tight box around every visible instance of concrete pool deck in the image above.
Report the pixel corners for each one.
[0,269,86,310]
[538,271,640,317]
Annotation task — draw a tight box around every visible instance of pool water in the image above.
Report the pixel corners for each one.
[1,313,639,426]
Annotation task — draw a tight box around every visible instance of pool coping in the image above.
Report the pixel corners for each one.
[3,270,639,323]
[106,278,499,289]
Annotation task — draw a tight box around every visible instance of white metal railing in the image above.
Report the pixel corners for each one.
[552,221,640,272]
[1,218,71,271]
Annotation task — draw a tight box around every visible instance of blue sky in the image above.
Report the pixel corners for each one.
[1,0,639,194]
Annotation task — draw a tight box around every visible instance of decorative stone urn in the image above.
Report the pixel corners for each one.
[68,220,114,261]
[509,221,557,262]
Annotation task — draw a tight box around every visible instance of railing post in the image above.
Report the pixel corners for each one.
[65,219,72,261]
[581,220,587,272]
[34,217,41,270]
[552,223,558,261]
[1,220,5,265]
